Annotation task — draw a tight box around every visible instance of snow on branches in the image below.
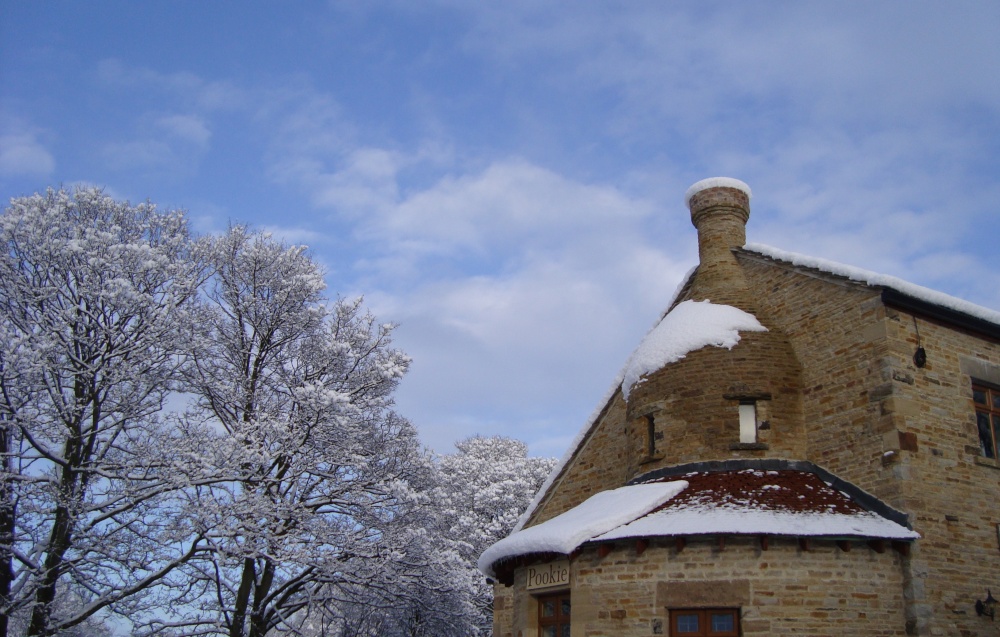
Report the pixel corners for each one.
[0,189,551,637]
[0,187,204,637]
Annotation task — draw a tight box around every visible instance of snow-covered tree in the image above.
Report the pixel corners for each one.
[0,188,555,637]
[170,226,437,637]
[434,436,556,636]
[0,188,206,636]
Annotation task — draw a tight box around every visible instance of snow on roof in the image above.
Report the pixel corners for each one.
[684,177,752,206]
[596,470,919,542]
[513,239,1000,541]
[478,481,687,577]
[595,507,917,542]
[480,469,918,577]
[509,267,697,534]
[621,300,767,400]
[746,243,1000,327]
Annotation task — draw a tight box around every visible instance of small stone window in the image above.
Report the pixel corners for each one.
[669,608,739,636]
[738,402,757,444]
[646,414,657,456]
[973,382,1000,459]
[724,392,770,450]
[636,412,664,462]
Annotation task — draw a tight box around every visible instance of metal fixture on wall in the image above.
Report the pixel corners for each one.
[912,316,927,368]
[976,589,997,619]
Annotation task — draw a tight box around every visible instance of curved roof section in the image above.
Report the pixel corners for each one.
[478,481,687,578]
[481,461,918,579]
[621,300,767,400]
[599,467,917,542]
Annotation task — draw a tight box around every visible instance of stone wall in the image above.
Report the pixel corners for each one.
[496,250,1000,637]
[881,305,1000,635]
[501,538,908,637]
[623,329,806,476]
[737,252,1000,635]
[736,253,904,503]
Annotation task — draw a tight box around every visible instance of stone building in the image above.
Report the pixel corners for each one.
[478,178,1000,636]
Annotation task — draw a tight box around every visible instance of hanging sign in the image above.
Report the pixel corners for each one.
[525,560,570,591]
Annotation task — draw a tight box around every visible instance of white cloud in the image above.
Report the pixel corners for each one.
[47,11,996,457]
[386,160,648,253]
[101,139,176,172]
[96,58,247,112]
[155,114,211,147]
[446,2,1000,125]
[325,157,690,453]
[0,132,55,177]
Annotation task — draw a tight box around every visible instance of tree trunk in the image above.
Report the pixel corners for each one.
[26,471,79,636]
[247,558,275,637]
[0,419,14,637]
[230,557,257,637]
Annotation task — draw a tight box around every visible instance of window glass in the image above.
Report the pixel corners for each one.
[974,383,1000,459]
[979,412,995,459]
[538,592,570,637]
[711,612,734,632]
[670,609,739,636]
[647,414,657,456]
[993,414,1000,457]
[676,614,699,633]
[739,403,757,443]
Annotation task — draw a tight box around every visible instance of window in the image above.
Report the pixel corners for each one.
[974,383,1000,459]
[538,591,570,637]
[669,609,739,636]
[646,414,657,456]
[739,402,756,443]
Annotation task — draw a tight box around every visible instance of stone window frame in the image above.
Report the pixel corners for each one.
[724,392,771,451]
[644,413,657,457]
[635,407,665,464]
[668,608,740,636]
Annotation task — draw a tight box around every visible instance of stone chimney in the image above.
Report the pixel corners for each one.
[620,177,804,472]
[684,177,753,308]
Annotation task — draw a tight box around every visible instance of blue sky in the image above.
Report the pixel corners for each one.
[3,1,999,457]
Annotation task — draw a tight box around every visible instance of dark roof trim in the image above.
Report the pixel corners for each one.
[881,288,1000,342]
[629,458,912,529]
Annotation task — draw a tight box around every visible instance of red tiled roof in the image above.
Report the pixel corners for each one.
[644,469,865,516]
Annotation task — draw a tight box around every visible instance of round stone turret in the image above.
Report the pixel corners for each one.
[622,178,804,478]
